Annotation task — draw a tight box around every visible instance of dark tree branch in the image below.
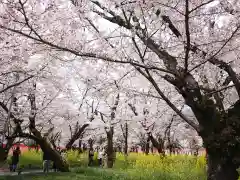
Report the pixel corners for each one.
[0,102,23,124]
[1,24,176,75]
[184,0,190,74]
[155,10,240,97]
[189,0,215,13]
[65,123,89,150]
[6,132,40,142]
[28,82,37,131]
[137,69,199,132]
[206,84,235,96]
[0,75,34,94]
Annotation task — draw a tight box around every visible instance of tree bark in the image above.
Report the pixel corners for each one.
[148,133,164,154]
[106,128,114,168]
[78,139,83,154]
[206,153,239,180]
[28,84,70,172]
[124,138,128,155]
[0,137,15,163]
[202,101,240,180]
[145,137,150,155]
[123,123,128,155]
[0,146,9,164]
[36,135,69,172]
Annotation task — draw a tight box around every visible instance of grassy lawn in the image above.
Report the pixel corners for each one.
[1,150,207,180]
[0,167,206,180]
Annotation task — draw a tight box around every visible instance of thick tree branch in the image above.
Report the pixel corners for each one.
[206,84,235,96]
[0,24,176,75]
[0,75,34,94]
[137,69,199,132]
[6,132,40,142]
[158,12,240,97]
[28,82,37,130]
[0,102,23,124]
[65,123,89,150]
[184,0,190,73]
[91,2,179,73]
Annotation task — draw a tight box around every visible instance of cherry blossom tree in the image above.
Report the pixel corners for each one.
[128,101,165,154]
[99,90,120,168]
[1,0,240,179]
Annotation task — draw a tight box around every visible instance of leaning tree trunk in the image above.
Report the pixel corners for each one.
[36,135,69,172]
[106,128,114,168]
[29,128,69,172]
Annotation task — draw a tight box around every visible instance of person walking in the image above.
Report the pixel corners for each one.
[98,149,104,167]
[88,148,94,166]
[11,146,21,172]
[42,151,51,173]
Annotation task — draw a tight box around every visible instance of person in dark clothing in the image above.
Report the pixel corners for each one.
[11,146,21,172]
[52,148,61,172]
[88,149,94,166]
[98,148,104,167]
[42,151,51,173]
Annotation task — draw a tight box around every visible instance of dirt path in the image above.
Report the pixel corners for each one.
[0,169,56,176]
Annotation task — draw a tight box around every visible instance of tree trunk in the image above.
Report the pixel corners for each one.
[148,133,164,154]
[88,138,94,151]
[29,128,70,172]
[124,134,128,155]
[145,137,150,155]
[0,147,7,163]
[141,145,145,153]
[0,138,15,163]
[150,144,154,154]
[78,139,83,154]
[106,128,114,168]
[206,153,239,180]
[37,137,69,172]
[123,122,128,155]
[201,101,240,180]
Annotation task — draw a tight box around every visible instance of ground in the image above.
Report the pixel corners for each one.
[0,150,208,180]
[0,167,205,180]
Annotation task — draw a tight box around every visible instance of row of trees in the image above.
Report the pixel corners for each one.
[0,0,240,179]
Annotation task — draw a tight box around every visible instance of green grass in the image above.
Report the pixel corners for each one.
[2,150,207,180]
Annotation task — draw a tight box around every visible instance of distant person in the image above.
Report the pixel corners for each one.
[88,148,94,166]
[11,146,21,172]
[98,149,104,167]
[42,151,51,173]
[60,149,67,160]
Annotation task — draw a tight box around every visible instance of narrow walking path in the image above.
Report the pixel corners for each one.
[0,169,56,176]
